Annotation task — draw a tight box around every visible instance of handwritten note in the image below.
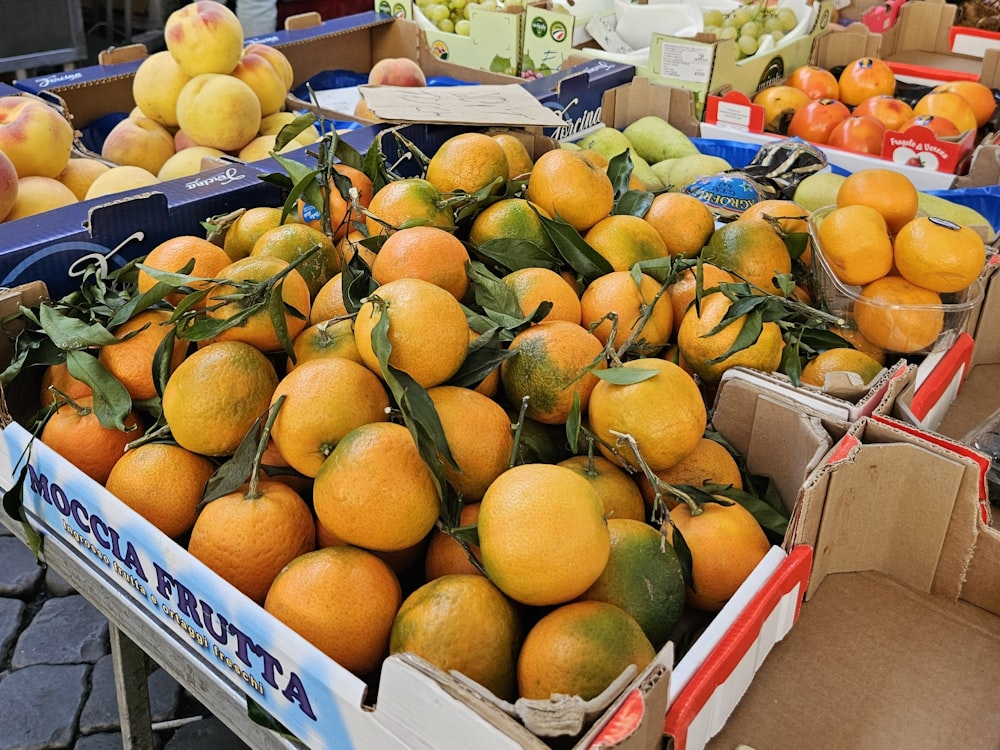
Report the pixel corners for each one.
[358,85,569,127]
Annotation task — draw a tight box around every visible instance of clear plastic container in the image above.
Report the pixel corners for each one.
[807,205,988,357]
[962,406,1000,506]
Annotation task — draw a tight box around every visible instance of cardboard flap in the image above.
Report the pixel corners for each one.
[599,78,700,137]
[799,418,981,601]
[97,43,148,66]
[284,11,322,30]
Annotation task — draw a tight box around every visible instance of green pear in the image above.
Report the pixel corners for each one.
[622,115,700,163]
[576,126,635,161]
[917,192,994,239]
[631,158,665,192]
[793,172,846,213]
[664,154,732,192]
[651,158,678,188]
[560,140,582,150]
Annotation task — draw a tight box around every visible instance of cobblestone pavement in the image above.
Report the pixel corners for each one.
[0,523,253,750]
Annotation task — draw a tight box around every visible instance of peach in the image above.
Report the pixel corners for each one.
[244,43,294,91]
[231,47,289,116]
[174,129,201,151]
[164,0,244,77]
[0,95,74,178]
[176,74,262,152]
[85,166,160,201]
[237,134,300,162]
[0,150,17,221]
[101,117,177,176]
[4,176,76,222]
[132,50,192,128]
[259,112,321,146]
[57,158,112,200]
[157,146,226,180]
[367,57,427,87]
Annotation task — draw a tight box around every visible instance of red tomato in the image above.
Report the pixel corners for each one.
[827,115,886,155]
[786,65,840,100]
[786,98,852,144]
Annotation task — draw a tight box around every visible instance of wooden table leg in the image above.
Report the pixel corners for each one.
[109,624,156,750]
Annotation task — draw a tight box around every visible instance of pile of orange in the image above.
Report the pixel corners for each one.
[813,168,986,355]
[24,127,835,719]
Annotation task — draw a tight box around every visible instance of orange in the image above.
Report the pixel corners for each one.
[206,256,311,353]
[578,148,644,191]
[105,443,216,538]
[676,291,785,383]
[666,498,771,611]
[269,357,391,477]
[313,421,440,551]
[250,222,339,297]
[525,148,615,232]
[665,263,737,337]
[557,454,646,523]
[516,600,655,701]
[892,216,986,293]
[365,177,456,236]
[932,80,997,128]
[467,197,556,254]
[98,309,189,401]
[264,546,402,676]
[425,132,509,195]
[39,397,141,485]
[583,214,671,273]
[828,324,887,365]
[478,462,610,606]
[587,357,706,472]
[800,347,885,388]
[187,477,316,604]
[310,273,349,324]
[390,574,522,701]
[370,225,471,300]
[642,192,716,258]
[835,168,919,234]
[137,235,232,306]
[424,502,483,581]
[297,163,374,241]
[499,320,606,425]
[913,90,978,134]
[491,132,534,179]
[635,436,744,513]
[339,230,378,269]
[853,276,944,354]
[701,220,792,294]
[580,270,672,357]
[39,361,92,406]
[468,327,502,399]
[501,266,582,324]
[288,318,362,371]
[427,385,514,500]
[579,518,685,649]
[814,204,894,286]
[738,198,812,267]
[222,206,285,261]
[837,57,896,107]
[354,277,469,389]
[161,340,279,456]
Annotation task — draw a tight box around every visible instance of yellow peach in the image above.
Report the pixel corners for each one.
[132,50,192,128]
[85,166,160,200]
[101,117,176,176]
[367,57,427,87]
[231,47,289,117]
[258,112,320,146]
[4,176,76,221]
[157,146,226,180]
[237,134,301,162]
[0,150,18,221]
[245,43,294,91]
[164,0,244,77]
[56,158,112,200]
[0,95,74,178]
[176,74,261,152]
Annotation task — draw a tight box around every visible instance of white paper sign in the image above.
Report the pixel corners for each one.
[657,40,712,83]
[358,85,569,127]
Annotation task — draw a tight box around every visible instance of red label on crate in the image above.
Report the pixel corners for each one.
[590,688,645,747]
[882,124,976,174]
[704,91,766,133]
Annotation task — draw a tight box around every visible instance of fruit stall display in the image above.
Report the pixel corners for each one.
[0,1,998,747]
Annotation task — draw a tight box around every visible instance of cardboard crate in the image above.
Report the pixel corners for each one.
[0,160,282,300]
[701,407,999,749]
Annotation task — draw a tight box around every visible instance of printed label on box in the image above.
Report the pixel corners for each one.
[658,40,713,84]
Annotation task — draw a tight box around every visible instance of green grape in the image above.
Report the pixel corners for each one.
[737,34,758,55]
[717,25,738,40]
[704,25,720,35]
[739,21,760,38]
[452,0,467,9]
[777,7,798,31]
[763,14,783,33]
[428,3,450,21]
[455,18,471,34]
[731,7,753,27]
[722,13,739,28]
[703,9,725,26]
[769,30,784,43]
[438,17,454,31]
